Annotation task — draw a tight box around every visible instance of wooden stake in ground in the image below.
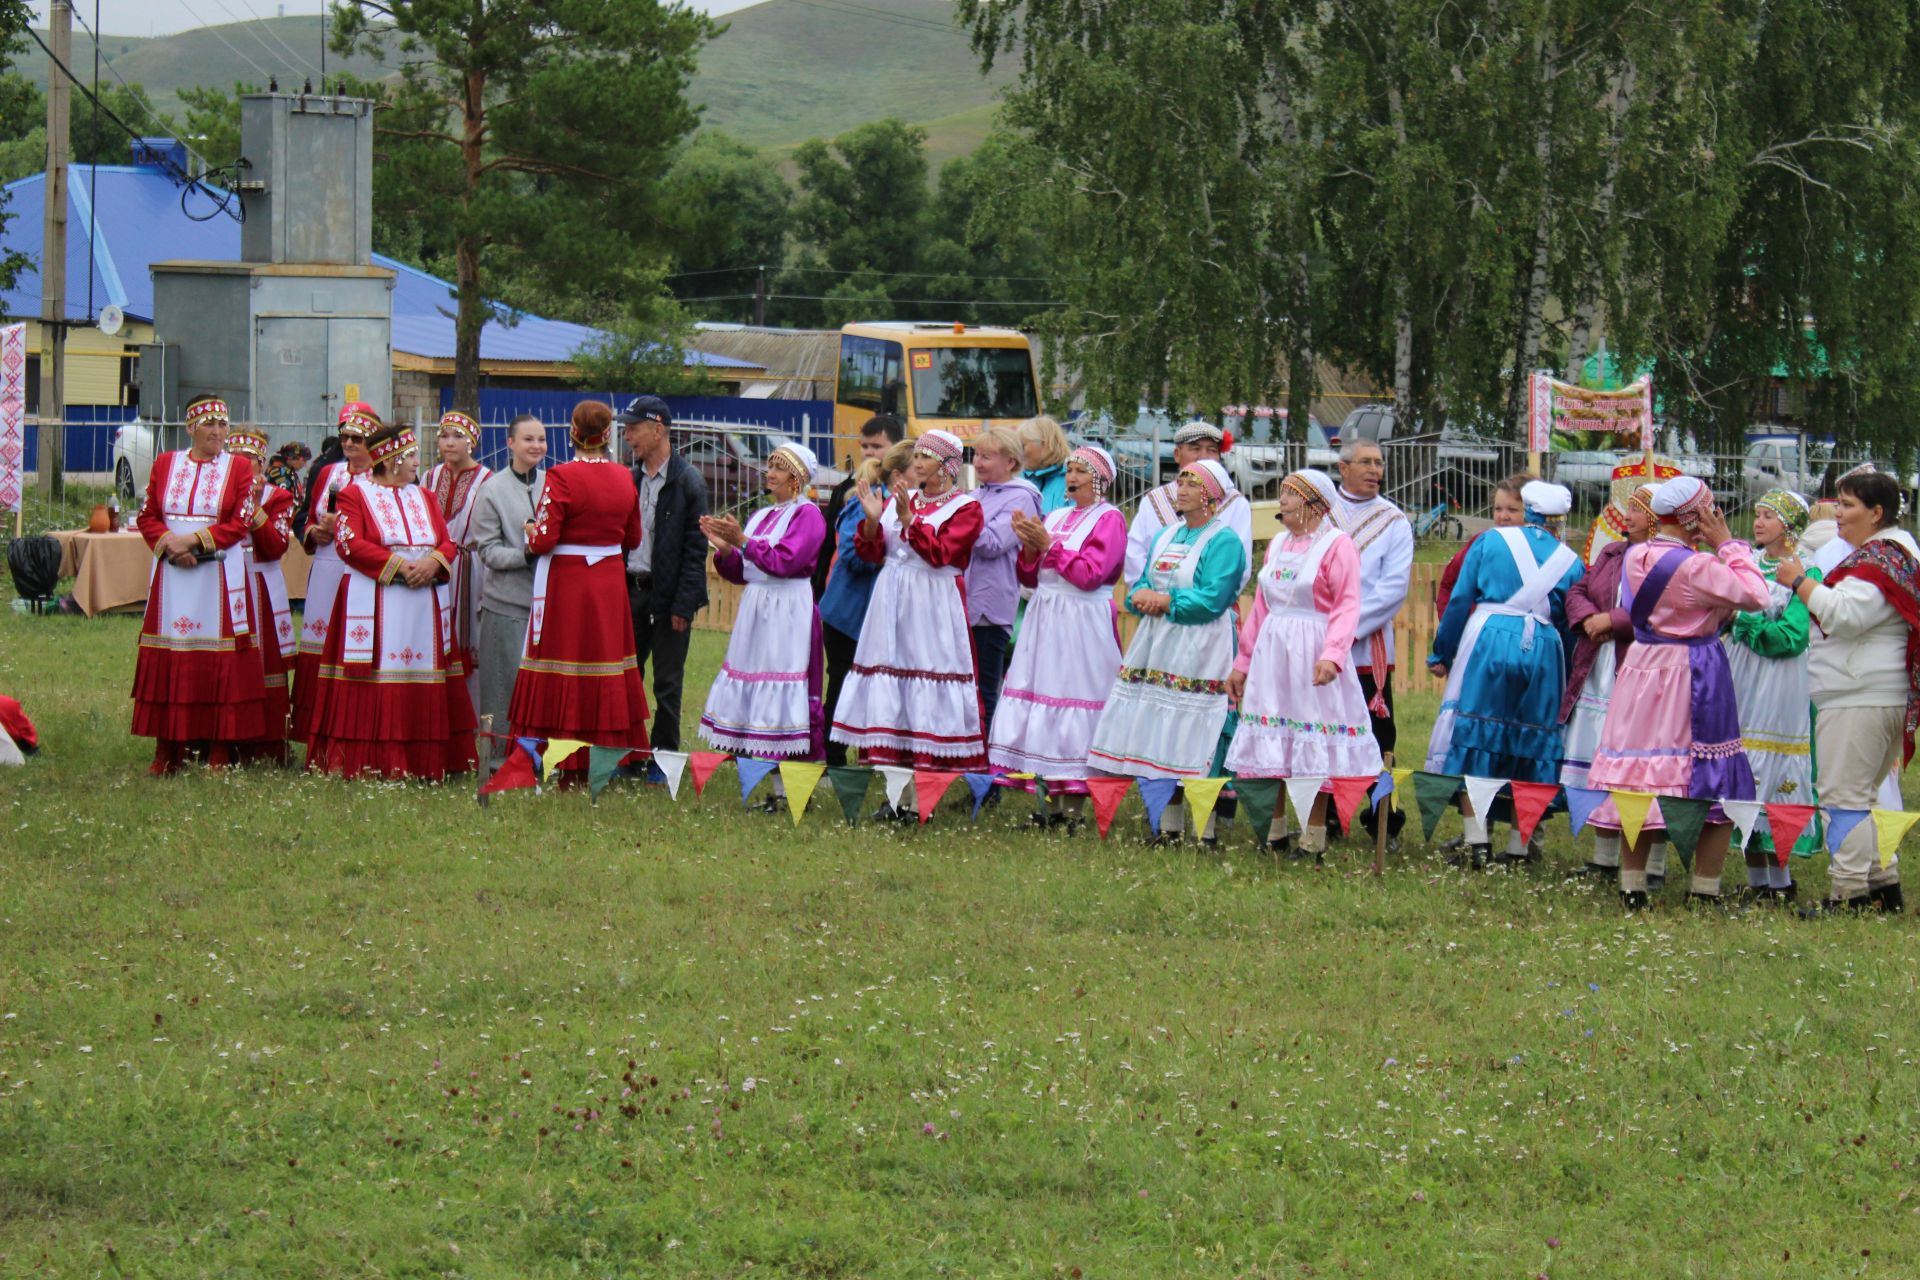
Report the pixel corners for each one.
[37,0,70,500]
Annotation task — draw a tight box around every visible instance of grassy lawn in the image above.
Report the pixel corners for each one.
[3,595,1918,1278]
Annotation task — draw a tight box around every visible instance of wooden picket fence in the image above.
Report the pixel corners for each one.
[694,561,1452,696]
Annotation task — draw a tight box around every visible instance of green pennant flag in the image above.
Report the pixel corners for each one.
[1411,772,1463,841]
[1232,777,1283,843]
[586,745,630,803]
[1659,797,1711,871]
[827,766,874,825]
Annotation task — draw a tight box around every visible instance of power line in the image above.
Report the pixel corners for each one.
[212,0,325,79]
[175,0,276,82]
[68,4,186,143]
[786,0,971,38]
[668,264,1053,284]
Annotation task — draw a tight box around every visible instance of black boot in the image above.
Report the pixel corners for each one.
[1267,833,1296,857]
[1620,889,1650,912]
[1870,883,1905,913]
[1798,895,1873,919]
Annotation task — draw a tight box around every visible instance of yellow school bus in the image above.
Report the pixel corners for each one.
[829,321,1041,465]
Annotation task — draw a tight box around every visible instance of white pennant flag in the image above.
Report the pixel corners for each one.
[1719,800,1764,853]
[652,749,689,801]
[0,724,21,768]
[878,766,916,811]
[1285,775,1329,829]
[1463,775,1506,824]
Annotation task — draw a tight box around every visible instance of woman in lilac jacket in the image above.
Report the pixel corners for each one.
[966,427,1043,735]
[698,443,829,777]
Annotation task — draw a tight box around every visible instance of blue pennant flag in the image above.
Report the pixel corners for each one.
[964,773,997,820]
[1370,769,1395,808]
[516,736,543,761]
[1564,786,1609,837]
[736,756,779,805]
[1137,778,1179,834]
[1825,807,1871,853]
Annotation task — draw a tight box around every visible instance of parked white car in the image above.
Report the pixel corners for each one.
[111,419,182,508]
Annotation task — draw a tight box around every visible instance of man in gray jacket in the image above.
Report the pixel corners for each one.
[467,414,547,769]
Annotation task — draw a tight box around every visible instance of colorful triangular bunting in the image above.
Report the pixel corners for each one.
[1388,767,1415,814]
[1463,776,1506,829]
[736,756,778,805]
[780,760,826,825]
[652,749,689,800]
[477,740,539,799]
[1138,778,1179,834]
[1610,790,1656,848]
[1233,778,1283,840]
[1182,777,1229,837]
[1284,776,1327,834]
[827,766,873,824]
[914,770,961,823]
[1824,807,1871,858]
[1719,799,1764,854]
[1564,785,1608,836]
[1330,777,1376,833]
[877,766,916,813]
[688,751,729,797]
[1763,803,1818,864]
[1660,797,1711,870]
[1508,781,1559,845]
[1085,777,1134,839]
[964,773,997,820]
[586,745,628,802]
[1411,772,1461,840]
[541,737,589,780]
[1871,809,1920,868]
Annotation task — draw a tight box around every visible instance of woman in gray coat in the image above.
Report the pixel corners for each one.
[468,414,547,766]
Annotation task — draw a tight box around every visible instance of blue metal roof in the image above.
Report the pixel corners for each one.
[0,163,756,369]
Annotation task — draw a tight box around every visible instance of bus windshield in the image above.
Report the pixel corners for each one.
[909,347,1037,421]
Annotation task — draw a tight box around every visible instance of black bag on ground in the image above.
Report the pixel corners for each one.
[7,535,60,600]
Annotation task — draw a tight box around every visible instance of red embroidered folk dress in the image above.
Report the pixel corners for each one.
[244,482,298,756]
[426,460,492,685]
[291,460,368,743]
[508,458,649,754]
[304,480,477,779]
[132,449,269,772]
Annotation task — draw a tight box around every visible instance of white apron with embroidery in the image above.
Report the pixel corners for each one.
[1086,517,1235,779]
[990,502,1121,778]
[699,499,817,756]
[1560,571,1622,790]
[1424,526,1578,770]
[298,464,360,656]
[830,493,984,758]
[147,451,252,649]
[1723,569,1816,825]
[248,553,295,660]
[427,461,491,663]
[1227,524,1383,779]
[338,483,454,680]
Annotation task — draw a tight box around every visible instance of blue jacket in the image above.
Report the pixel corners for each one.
[819,487,884,638]
[1025,463,1070,514]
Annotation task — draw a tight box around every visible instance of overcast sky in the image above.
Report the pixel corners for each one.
[31,1,765,39]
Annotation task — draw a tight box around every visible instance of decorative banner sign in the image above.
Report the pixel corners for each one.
[1526,373,1653,453]
[0,322,25,512]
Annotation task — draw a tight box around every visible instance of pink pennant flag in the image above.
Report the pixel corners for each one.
[914,770,962,823]
[688,751,730,797]
[1329,776,1376,832]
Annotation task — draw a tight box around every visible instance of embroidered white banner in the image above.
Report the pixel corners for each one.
[0,323,25,512]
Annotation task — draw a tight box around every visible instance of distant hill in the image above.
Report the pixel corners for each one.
[25,2,1009,164]
[27,18,396,124]
[690,0,1012,163]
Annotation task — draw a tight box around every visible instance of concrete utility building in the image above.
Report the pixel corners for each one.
[0,129,760,426]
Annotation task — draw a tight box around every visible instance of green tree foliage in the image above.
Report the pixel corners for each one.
[0,2,37,292]
[659,130,791,325]
[964,0,1920,449]
[173,81,259,170]
[329,0,719,412]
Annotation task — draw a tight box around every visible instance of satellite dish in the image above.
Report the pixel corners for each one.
[97,304,124,337]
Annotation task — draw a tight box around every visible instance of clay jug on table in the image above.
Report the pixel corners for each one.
[87,504,112,533]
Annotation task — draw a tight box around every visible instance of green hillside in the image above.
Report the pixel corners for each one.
[690,0,1011,150]
[28,18,396,123]
[25,2,1008,159]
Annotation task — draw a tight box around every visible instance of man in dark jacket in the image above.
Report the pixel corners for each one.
[812,412,904,598]
[619,395,710,758]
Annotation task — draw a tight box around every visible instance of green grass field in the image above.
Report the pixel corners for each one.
[3,588,1919,1277]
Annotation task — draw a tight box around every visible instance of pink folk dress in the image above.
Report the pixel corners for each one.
[987,501,1127,788]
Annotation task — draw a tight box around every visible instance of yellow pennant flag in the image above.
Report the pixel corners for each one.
[1390,767,1415,815]
[780,760,827,827]
[1871,809,1920,869]
[540,738,590,780]
[1610,790,1656,849]
[1182,776,1230,836]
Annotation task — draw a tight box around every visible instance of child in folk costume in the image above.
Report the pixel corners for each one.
[509,402,649,766]
[990,445,1129,830]
[1426,479,1584,868]
[1225,469,1381,861]
[1563,483,1669,884]
[131,395,270,774]
[698,443,830,800]
[1723,489,1820,901]
[424,410,493,703]
[291,402,377,744]
[226,426,299,762]
[830,429,989,784]
[1087,459,1248,843]
[305,422,477,779]
[1587,476,1770,910]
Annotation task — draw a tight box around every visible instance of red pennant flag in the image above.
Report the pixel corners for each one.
[1084,777,1135,839]
[915,770,962,823]
[688,752,730,797]
[1764,803,1817,861]
[1509,781,1561,845]
[478,746,539,796]
[1329,776,1376,832]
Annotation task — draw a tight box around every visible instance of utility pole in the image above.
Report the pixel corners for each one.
[753,265,767,327]
[37,0,70,498]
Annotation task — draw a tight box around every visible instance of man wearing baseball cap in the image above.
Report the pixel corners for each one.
[619,395,710,766]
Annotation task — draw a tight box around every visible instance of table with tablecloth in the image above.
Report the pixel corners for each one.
[50,530,311,618]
